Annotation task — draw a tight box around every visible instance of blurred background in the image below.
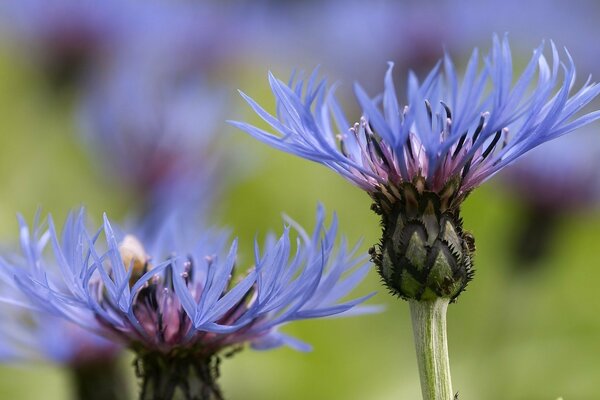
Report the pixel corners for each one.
[0,0,599,399]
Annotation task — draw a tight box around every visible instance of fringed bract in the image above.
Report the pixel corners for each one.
[370,175,475,301]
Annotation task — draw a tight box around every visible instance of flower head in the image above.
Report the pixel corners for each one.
[234,35,600,205]
[232,36,600,301]
[3,207,373,355]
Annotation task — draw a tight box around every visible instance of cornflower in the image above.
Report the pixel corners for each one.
[232,35,600,399]
[2,207,374,400]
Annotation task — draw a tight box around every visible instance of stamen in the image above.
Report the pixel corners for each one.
[157,313,165,343]
[442,117,452,140]
[452,132,468,158]
[406,136,415,161]
[340,140,348,157]
[186,256,194,283]
[368,134,386,161]
[481,130,502,160]
[164,266,174,291]
[501,127,510,149]
[440,101,452,120]
[471,113,487,144]
[425,100,433,125]
[462,156,473,178]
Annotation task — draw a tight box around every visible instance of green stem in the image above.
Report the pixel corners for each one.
[71,358,130,400]
[409,298,455,400]
[135,351,224,400]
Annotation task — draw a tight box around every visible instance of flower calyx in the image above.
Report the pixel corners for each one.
[370,175,475,302]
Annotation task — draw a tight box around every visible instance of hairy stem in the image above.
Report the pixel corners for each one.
[409,298,455,400]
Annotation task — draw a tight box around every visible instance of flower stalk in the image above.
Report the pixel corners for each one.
[409,298,454,400]
[71,358,130,400]
[134,351,224,400]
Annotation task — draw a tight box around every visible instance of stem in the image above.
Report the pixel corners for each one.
[71,358,130,400]
[135,351,224,400]
[513,205,559,269]
[409,298,455,400]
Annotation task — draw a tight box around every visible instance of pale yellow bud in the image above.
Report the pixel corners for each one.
[119,235,149,276]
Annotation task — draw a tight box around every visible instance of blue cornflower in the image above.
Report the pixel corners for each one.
[2,206,374,398]
[232,36,600,301]
[233,35,600,203]
[79,61,227,220]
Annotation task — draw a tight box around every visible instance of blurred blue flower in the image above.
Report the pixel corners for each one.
[0,304,119,366]
[2,206,374,355]
[245,0,464,86]
[500,133,600,212]
[0,225,121,365]
[233,36,600,207]
[79,61,227,220]
[0,281,129,400]
[0,0,242,86]
[498,133,600,267]
[454,0,600,75]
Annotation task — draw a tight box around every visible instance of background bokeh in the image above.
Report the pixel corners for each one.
[0,1,599,399]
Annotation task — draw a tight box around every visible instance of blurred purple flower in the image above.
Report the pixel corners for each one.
[501,133,600,212]
[0,249,120,364]
[244,0,463,88]
[0,261,127,400]
[454,0,600,75]
[0,0,242,86]
[498,133,600,267]
[0,303,119,365]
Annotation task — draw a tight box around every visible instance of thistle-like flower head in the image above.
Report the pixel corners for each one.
[2,207,373,356]
[232,35,600,301]
[233,35,600,206]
